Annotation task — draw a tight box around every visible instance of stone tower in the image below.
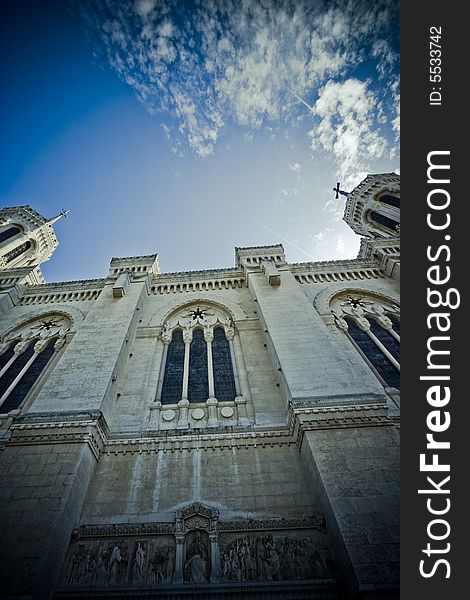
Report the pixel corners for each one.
[0,206,68,287]
[343,173,400,239]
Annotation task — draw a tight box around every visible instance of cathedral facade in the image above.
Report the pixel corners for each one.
[0,173,400,599]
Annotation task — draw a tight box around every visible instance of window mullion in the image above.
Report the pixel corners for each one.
[355,318,400,371]
[181,329,192,401]
[205,328,215,400]
[0,341,42,408]
[0,350,17,379]
[226,330,241,397]
[155,340,170,402]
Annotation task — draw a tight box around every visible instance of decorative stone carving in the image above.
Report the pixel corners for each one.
[220,406,234,418]
[62,538,175,587]
[33,338,50,354]
[191,408,205,420]
[219,515,326,532]
[220,534,333,583]
[184,530,210,583]
[61,512,332,589]
[160,322,172,345]
[1,314,71,348]
[148,542,175,584]
[161,409,176,422]
[13,340,30,355]
[162,303,235,340]
[330,293,399,334]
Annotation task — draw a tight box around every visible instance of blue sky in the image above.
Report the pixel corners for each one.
[0,0,399,282]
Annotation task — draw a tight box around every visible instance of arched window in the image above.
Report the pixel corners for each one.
[346,318,400,389]
[4,240,32,263]
[332,295,400,390]
[370,211,399,233]
[212,327,236,401]
[379,194,400,209]
[0,226,21,245]
[160,329,185,405]
[369,319,400,362]
[158,305,240,406]
[0,339,57,413]
[390,316,400,336]
[0,315,70,414]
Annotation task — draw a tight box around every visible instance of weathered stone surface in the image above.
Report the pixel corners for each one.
[0,179,400,599]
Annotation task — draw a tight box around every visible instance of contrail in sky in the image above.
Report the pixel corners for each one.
[287,87,315,113]
[232,206,316,261]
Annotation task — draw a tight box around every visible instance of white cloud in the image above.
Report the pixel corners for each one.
[289,162,301,172]
[280,187,299,197]
[80,0,399,158]
[134,0,158,19]
[309,78,388,189]
[335,235,346,253]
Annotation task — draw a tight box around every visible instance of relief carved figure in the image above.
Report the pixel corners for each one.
[107,542,129,584]
[184,530,210,583]
[131,542,147,583]
[149,544,175,584]
[221,534,333,583]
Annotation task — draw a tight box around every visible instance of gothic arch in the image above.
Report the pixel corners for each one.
[0,307,83,343]
[155,300,243,409]
[149,297,246,329]
[0,224,24,246]
[0,312,72,414]
[162,301,235,333]
[313,285,399,316]
[327,290,400,390]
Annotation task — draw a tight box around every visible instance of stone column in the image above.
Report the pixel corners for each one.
[209,532,221,583]
[355,317,400,370]
[177,329,192,429]
[155,339,170,401]
[204,328,215,400]
[148,401,162,428]
[0,339,47,408]
[235,396,249,426]
[173,534,185,584]
[204,328,219,427]
[0,340,26,379]
[225,329,242,397]
[181,329,192,401]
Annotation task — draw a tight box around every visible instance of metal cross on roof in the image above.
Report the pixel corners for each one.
[333,182,349,199]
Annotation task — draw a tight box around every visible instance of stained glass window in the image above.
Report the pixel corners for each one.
[161,329,185,405]
[0,344,15,374]
[370,211,399,233]
[212,327,236,401]
[379,194,400,209]
[0,226,21,245]
[188,329,208,402]
[346,318,400,389]
[0,339,56,414]
[369,320,400,362]
[390,316,400,337]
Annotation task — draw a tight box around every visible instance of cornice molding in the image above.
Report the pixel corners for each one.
[2,400,398,456]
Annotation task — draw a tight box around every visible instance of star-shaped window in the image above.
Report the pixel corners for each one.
[189,307,207,320]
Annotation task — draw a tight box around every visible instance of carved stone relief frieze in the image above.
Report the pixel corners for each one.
[220,533,334,583]
[61,537,176,587]
[60,507,335,590]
